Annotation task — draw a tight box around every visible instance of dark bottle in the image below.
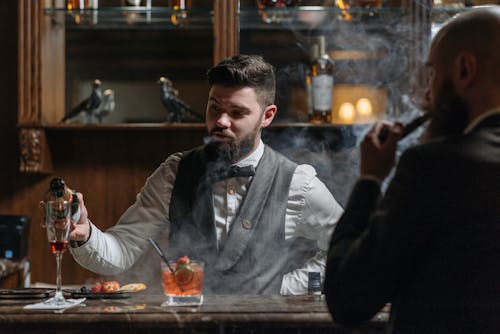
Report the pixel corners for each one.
[305,42,319,121]
[310,36,334,124]
[308,271,322,295]
[44,177,81,223]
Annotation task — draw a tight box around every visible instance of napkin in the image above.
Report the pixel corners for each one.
[23,297,86,310]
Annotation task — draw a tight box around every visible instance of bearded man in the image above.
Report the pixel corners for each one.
[324,6,500,333]
[69,55,343,295]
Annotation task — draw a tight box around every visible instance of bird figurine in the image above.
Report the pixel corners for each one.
[93,89,115,124]
[158,76,204,123]
[61,79,102,123]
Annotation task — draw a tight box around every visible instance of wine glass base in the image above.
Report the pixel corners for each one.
[43,296,81,307]
[24,297,86,310]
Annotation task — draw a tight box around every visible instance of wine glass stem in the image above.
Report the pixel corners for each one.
[54,251,64,302]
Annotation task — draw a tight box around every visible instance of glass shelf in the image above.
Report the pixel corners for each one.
[239,6,410,29]
[44,6,213,29]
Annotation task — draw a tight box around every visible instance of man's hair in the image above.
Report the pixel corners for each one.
[207,55,276,108]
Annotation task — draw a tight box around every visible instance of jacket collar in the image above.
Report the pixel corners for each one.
[464,106,500,134]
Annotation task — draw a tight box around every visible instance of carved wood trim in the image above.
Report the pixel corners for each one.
[213,0,238,64]
[19,127,53,173]
[17,1,62,172]
[18,0,41,125]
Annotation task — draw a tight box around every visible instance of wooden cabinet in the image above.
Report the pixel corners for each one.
[14,0,487,286]
[18,0,475,173]
[17,0,237,173]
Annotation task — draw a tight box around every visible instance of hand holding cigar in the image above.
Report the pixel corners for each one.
[378,113,432,143]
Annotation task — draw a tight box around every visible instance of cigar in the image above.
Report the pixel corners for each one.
[378,113,431,142]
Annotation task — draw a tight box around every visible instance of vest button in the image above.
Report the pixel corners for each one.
[242,219,252,230]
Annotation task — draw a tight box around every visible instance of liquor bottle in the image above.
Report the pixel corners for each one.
[44,177,81,223]
[310,36,334,124]
[66,0,98,10]
[305,43,319,121]
[170,0,191,26]
[170,0,192,10]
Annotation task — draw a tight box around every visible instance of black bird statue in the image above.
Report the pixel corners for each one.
[61,79,102,123]
[158,76,203,123]
[93,89,115,124]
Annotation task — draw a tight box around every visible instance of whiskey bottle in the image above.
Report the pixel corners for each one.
[44,177,81,223]
[170,0,191,26]
[310,36,334,124]
[170,0,191,10]
[305,42,319,121]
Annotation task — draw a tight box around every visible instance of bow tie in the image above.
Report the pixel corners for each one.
[207,165,256,183]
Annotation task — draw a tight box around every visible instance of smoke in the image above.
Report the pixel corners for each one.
[104,4,441,295]
[254,4,437,203]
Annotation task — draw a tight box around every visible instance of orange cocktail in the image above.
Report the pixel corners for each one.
[161,256,204,305]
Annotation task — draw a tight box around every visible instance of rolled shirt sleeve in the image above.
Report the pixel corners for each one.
[281,164,344,295]
[70,153,181,275]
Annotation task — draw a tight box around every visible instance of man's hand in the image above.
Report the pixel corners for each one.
[360,121,403,182]
[70,192,91,242]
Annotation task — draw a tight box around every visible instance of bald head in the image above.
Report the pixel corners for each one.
[432,6,500,85]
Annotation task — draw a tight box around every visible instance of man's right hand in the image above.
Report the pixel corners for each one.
[360,121,403,182]
[70,192,91,243]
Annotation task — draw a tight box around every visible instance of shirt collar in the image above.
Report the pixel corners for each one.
[233,139,264,169]
[464,106,500,134]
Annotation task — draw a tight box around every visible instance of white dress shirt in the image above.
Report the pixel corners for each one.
[71,140,343,295]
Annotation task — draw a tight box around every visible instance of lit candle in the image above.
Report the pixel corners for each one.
[339,102,356,123]
[356,98,373,116]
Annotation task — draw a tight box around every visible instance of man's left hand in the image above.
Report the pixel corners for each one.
[360,121,403,182]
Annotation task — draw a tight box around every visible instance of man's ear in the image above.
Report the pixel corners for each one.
[454,51,477,89]
[260,105,277,128]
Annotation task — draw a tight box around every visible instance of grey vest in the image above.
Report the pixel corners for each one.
[169,144,318,294]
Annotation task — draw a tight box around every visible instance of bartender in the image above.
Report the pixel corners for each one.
[69,54,343,295]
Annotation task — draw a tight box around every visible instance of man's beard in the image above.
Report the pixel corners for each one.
[426,78,469,140]
[209,124,261,164]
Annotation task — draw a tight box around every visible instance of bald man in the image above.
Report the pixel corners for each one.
[324,6,500,334]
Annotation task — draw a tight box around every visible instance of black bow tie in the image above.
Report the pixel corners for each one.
[207,165,256,183]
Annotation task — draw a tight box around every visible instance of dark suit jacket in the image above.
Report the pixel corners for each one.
[325,113,500,334]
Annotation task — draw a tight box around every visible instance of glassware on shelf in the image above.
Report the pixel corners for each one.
[126,0,142,6]
[256,0,302,23]
[67,0,98,10]
[67,0,99,25]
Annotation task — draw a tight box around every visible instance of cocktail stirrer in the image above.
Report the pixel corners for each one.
[148,238,175,273]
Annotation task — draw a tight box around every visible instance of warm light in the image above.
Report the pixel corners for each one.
[336,0,352,20]
[356,98,373,116]
[339,103,356,122]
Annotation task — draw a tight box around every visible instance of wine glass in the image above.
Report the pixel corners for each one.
[42,200,73,306]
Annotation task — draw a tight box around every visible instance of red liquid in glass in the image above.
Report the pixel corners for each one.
[50,241,68,254]
[162,262,204,296]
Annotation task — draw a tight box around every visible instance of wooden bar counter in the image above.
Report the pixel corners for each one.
[0,294,388,334]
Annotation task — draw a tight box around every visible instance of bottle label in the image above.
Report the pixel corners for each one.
[308,271,322,295]
[312,75,333,111]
